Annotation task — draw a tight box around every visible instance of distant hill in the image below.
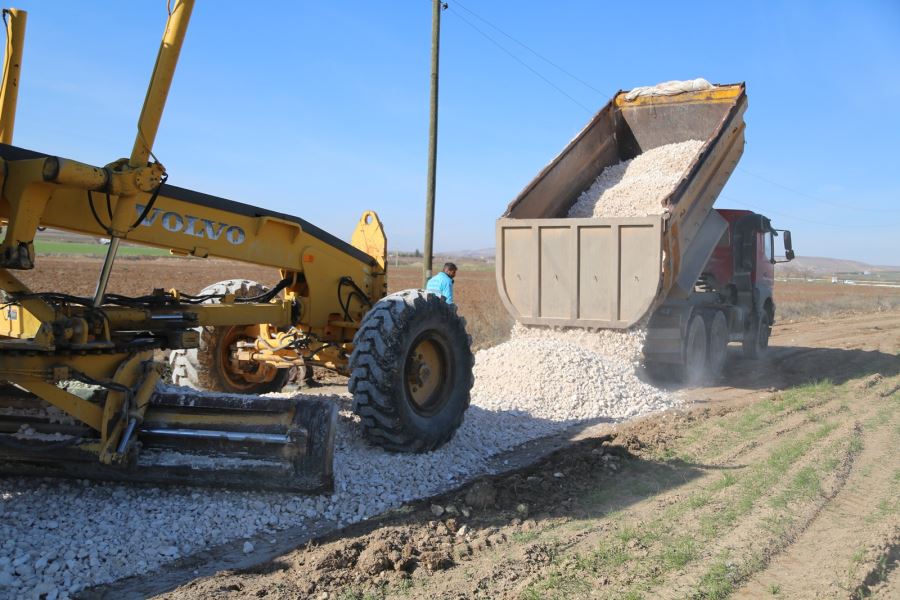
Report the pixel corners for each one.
[436,249,898,275]
[779,256,900,275]
[439,248,496,260]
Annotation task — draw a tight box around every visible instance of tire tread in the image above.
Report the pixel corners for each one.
[349,289,473,453]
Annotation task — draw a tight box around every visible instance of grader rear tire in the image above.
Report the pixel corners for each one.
[349,289,474,453]
[168,279,291,394]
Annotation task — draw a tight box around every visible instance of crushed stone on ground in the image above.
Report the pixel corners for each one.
[473,324,668,423]
[509,322,648,365]
[566,139,704,218]
[0,326,677,599]
[12,425,73,442]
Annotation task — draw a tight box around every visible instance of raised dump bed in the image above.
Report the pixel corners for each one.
[497,82,747,328]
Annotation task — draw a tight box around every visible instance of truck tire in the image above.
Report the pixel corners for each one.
[349,289,474,453]
[704,310,729,381]
[681,315,708,386]
[742,310,771,359]
[168,279,291,394]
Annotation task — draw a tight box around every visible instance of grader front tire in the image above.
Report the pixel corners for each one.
[168,279,291,394]
[349,289,474,453]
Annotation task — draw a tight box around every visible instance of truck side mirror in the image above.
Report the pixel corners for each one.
[772,229,794,263]
[783,230,794,261]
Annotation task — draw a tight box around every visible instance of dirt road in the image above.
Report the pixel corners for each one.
[77,312,897,600]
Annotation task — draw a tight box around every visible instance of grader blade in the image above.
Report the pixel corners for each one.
[0,388,336,493]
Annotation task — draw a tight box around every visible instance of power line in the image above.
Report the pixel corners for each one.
[450,0,614,98]
[445,6,594,113]
[737,166,900,214]
[441,3,899,227]
[719,194,896,229]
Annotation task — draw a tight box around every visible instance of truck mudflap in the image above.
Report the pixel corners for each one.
[496,215,663,328]
[643,303,695,364]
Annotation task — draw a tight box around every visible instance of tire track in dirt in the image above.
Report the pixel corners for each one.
[657,421,861,598]
[531,397,860,599]
[454,376,896,599]
[736,384,900,598]
[685,391,841,466]
[474,384,852,594]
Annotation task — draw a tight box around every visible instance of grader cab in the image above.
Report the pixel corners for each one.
[0,2,474,492]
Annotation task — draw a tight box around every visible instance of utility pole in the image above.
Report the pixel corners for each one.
[423,0,446,286]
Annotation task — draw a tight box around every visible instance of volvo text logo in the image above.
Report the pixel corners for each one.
[134,204,246,245]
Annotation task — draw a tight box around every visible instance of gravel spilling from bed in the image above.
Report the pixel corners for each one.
[473,325,669,422]
[0,325,679,599]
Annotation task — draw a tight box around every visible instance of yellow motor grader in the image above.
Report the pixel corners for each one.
[0,2,474,492]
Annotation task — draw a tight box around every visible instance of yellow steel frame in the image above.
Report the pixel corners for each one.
[0,7,25,144]
[0,1,388,462]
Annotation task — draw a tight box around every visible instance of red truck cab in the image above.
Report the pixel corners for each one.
[700,208,794,354]
[645,208,794,384]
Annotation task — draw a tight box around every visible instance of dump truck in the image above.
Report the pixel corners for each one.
[0,2,474,492]
[496,82,794,383]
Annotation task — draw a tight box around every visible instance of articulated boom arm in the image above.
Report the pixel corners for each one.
[0,144,388,330]
[0,0,386,355]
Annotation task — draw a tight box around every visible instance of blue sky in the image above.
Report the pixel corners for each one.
[7,1,900,264]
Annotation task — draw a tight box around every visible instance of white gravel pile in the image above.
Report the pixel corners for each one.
[0,329,678,599]
[509,322,648,365]
[567,139,704,218]
[473,338,669,421]
[472,324,668,422]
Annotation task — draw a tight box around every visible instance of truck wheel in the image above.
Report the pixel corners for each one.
[168,279,291,394]
[742,310,771,359]
[349,289,474,453]
[681,315,708,386]
[704,310,729,381]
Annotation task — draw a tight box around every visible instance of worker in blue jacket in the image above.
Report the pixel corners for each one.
[425,262,457,304]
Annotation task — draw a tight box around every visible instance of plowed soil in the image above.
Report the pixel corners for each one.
[15,256,280,297]
[73,309,899,600]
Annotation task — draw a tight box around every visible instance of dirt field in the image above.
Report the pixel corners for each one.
[70,309,898,600]
[16,256,514,349]
[16,255,900,351]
